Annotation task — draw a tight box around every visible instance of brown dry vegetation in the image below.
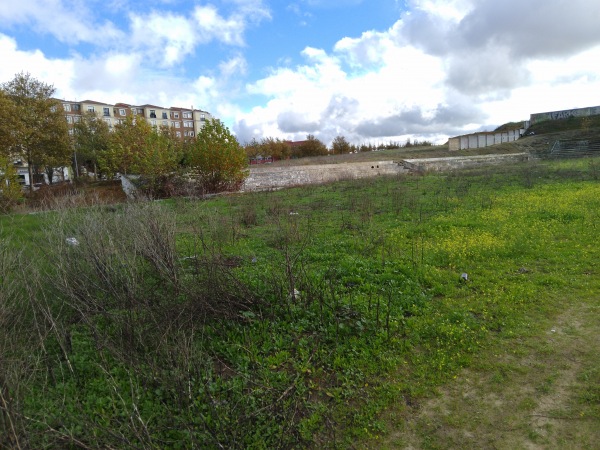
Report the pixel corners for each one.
[16,180,127,213]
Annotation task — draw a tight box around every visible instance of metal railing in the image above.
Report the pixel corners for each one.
[547,139,600,158]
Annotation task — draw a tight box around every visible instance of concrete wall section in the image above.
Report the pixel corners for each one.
[243,154,531,192]
[530,106,600,124]
[400,153,530,172]
[449,129,524,151]
[242,161,406,192]
[449,138,459,151]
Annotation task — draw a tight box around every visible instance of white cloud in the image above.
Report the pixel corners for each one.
[233,0,600,144]
[0,0,123,45]
[193,5,245,46]
[219,54,248,78]
[129,12,196,66]
[2,0,600,147]
[0,33,74,93]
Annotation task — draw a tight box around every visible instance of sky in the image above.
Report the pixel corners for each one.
[1,0,599,146]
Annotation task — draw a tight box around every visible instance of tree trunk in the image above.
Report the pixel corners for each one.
[27,159,34,193]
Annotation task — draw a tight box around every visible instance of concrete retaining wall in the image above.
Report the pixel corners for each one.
[242,161,406,191]
[242,154,531,191]
[399,153,530,172]
[449,129,524,151]
[530,106,600,125]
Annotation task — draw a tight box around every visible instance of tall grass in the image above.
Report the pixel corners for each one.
[0,157,599,448]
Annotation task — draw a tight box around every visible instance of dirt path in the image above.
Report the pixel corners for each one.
[378,299,600,449]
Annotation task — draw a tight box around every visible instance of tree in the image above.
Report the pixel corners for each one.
[97,115,182,195]
[297,135,327,157]
[0,156,22,212]
[0,73,70,191]
[0,91,21,157]
[73,111,111,179]
[184,119,248,193]
[132,127,181,195]
[100,115,154,176]
[243,139,261,159]
[331,135,352,155]
[261,137,291,160]
[244,137,291,161]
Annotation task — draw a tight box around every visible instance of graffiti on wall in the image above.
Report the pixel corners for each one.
[550,109,579,120]
[531,106,600,124]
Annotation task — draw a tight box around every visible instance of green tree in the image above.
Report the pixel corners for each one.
[184,119,248,193]
[100,115,153,176]
[73,111,111,179]
[261,137,291,160]
[98,116,182,195]
[133,128,181,195]
[0,156,23,212]
[0,72,70,191]
[244,138,261,159]
[331,135,351,155]
[296,134,328,158]
[0,91,22,157]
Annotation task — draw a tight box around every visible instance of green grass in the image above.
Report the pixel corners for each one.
[1,157,599,448]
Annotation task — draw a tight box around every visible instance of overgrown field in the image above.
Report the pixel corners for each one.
[1,158,599,448]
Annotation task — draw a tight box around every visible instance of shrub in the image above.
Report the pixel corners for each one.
[184,119,248,193]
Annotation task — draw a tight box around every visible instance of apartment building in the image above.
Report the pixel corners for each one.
[60,99,213,139]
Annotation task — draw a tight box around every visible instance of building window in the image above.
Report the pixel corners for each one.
[200,114,206,121]
[150,109,156,118]
[103,107,110,117]
[132,108,137,115]
[184,121,193,127]
[163,120,168,126]
[119,109,126,116]
[173,122,180,128]
[73,116,81,123]
[162,112,168,119]
[189,131,194,137]
[63,104,71,112]
[137,108,143,114]
[73,104,80,111]
[87,106,95,113]
[66,115,73,123]
[150,119,157,126]
[174,112,179,118]
[176,131,181,138]
[104,118,111,126]
[183,112,192,119]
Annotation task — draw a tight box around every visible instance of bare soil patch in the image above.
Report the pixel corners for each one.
[377,299,600,449]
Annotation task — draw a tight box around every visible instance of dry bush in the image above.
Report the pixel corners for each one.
[43,202,261,365]
[0,239,51,448]
[25,180,127,212]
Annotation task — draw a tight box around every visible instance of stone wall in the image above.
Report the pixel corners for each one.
[242,161,406,191]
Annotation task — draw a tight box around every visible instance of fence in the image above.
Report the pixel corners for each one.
[548,139,600,158]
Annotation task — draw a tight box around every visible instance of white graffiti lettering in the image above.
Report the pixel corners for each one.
[550,110,578,120]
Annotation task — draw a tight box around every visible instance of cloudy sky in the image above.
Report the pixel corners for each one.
[1,0,599,145]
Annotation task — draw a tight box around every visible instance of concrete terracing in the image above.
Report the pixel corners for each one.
[241,153,531,192]
[242,161,406,191]
[399,153,530,172]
